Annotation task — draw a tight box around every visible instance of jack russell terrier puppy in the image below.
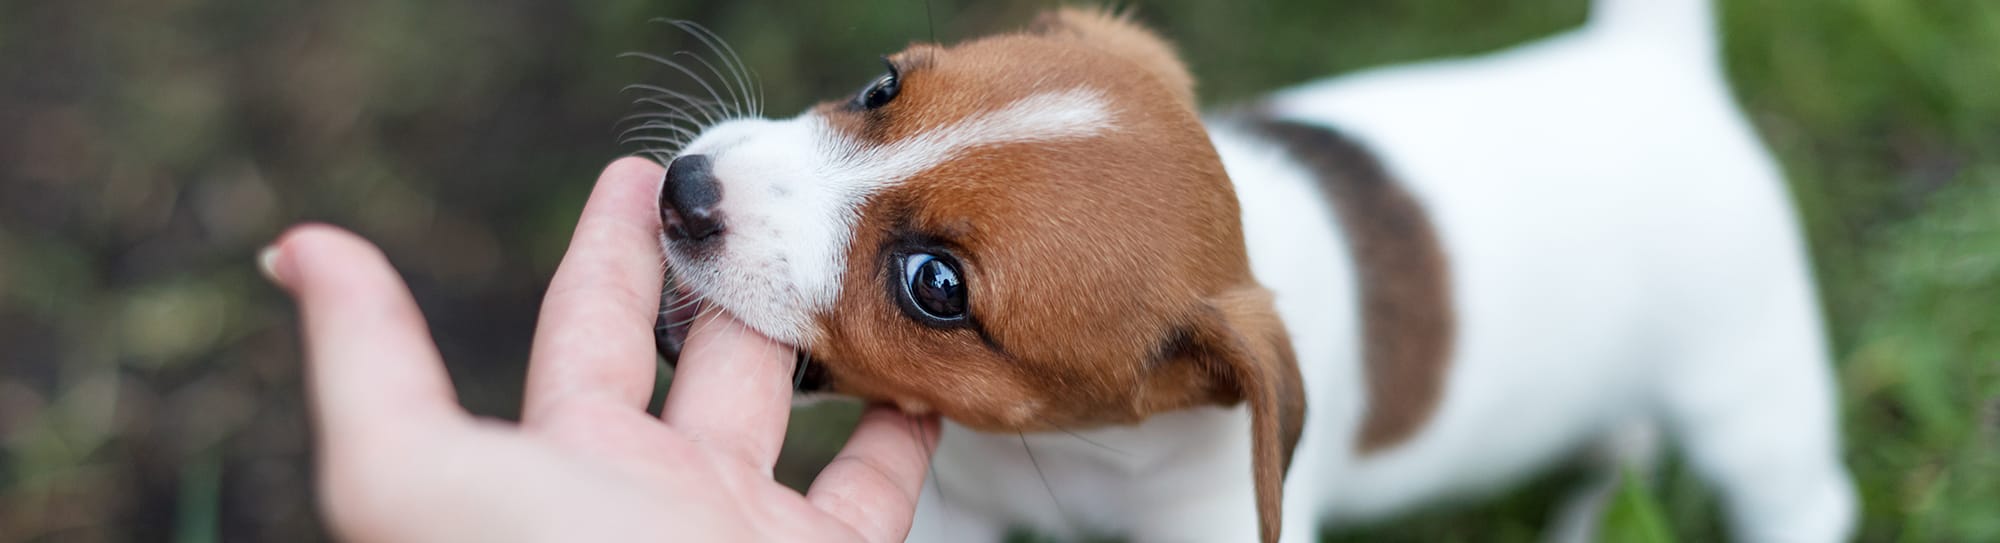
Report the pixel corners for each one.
[646,0,1856,541]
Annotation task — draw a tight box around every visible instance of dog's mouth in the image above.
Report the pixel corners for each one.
[791,353,832,393]
[653,287,836,394]
[652,287,701,363]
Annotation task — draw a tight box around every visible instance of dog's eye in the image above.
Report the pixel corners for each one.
[899,252,966,323]
[857,58,900,110]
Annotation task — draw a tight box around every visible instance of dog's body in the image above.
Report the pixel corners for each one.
[906,3,1853,541]
[650,1,1854,541]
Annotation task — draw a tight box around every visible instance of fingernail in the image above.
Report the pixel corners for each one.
[258,244,285,285]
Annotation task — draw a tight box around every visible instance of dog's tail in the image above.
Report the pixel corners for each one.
[1587,0,1718,57]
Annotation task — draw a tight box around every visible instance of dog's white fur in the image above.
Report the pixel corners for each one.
[902,1,1856,541]
[670,0,1855,540]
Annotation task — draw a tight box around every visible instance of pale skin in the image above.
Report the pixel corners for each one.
[263,157,940,542]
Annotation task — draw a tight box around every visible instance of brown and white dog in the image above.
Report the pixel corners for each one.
[646,1,1855,541]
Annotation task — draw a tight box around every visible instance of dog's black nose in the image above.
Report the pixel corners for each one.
[660,154,725,243]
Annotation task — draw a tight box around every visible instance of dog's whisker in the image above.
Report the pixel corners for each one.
[635,145,674,165]
[665,311,706,329]
[618,109,712,129]
[669,21,754,104]
[663,284,697,303]
[632,104,717,133]
[648,17,752,109]
[624,135,702,148]
[622,140,692,155]
[644,141,688,155]
[1018,433,1070,531]
[617,134,690,150]
[742,73,761,117]
[921,0,937,45]
[669,20,762,117]
[616,114,704,136]
[656,290,700,327]
[617,121,703,143]
[621,82,725,105]
[618,51,736,123]
[660,301,697,319]
[624,120,705,148]
[617,22,759,162]
[695,305,725,332]
[647,18,751,115]
[627,89,726,127]
[1047,423,1128,456]
[660,309,703,329]
[672,50,746,119]
[662,295,704,314]
[675,309,730,361]
[790,348,807,389]
[615,106,703,154]
[622,84,726,127]
[668,299,716,329]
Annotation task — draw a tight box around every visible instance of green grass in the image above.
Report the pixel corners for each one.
[1604,469,1679,543]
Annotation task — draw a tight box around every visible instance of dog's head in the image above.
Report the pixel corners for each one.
[654,8,1301,540]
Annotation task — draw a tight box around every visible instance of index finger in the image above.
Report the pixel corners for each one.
[522,157,669,421]
[267,225,467,447]
[659,307,797,471]
[808,407,942,543]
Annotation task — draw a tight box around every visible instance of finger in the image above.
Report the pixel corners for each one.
[523,157,668,421]
[266,224,465,447]
[659,307,795,471]
[807,407,941,543]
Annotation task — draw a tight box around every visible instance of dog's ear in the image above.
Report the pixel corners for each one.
[1148,285,1304,543]
[1029,6,1196,108]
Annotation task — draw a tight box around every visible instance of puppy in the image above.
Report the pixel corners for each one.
[649,0,1856,541]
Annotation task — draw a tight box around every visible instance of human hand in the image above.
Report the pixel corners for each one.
[263,157,940,542]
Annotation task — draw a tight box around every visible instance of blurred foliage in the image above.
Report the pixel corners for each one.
[1604,469,1678,543]
[0,0,1994,541]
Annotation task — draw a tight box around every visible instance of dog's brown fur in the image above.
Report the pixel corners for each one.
[800,8,1302,542]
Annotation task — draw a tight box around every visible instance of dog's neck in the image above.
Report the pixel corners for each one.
[923,405,1260,539]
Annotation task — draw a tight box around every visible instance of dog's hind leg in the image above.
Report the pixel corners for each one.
[1658,292,1856,543]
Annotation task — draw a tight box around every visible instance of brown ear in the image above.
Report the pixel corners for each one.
[1029,6,1197,109]
[1176,286,1305,543]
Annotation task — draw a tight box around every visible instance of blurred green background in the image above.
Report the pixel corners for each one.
[2,0,1995,541]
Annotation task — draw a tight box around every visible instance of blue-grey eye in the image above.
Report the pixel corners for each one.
[900,252,966,322]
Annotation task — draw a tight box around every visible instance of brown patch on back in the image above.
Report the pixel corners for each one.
[1249,118,1457,454]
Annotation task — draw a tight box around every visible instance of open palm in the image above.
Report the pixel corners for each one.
[266,158,938,542]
